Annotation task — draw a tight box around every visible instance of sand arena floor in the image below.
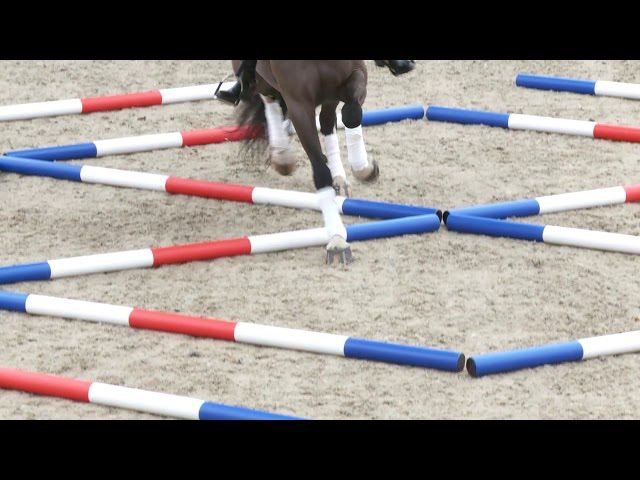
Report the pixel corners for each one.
[0,60,639,419]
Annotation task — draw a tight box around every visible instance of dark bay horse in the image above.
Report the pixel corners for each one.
[232,60,414,265]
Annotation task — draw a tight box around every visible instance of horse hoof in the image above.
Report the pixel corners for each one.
[352,159,379,183]
[325,236,354,266]
[270,149,298,176]
[332,176,352,197]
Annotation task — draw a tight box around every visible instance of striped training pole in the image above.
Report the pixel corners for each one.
[5,125,262,161]
[467,330,640,377]
[0,367,300,419]
[0,156,439,220]
[0,82,237,122]
[446,183,640,220]
[5,105,426,161]
[516,73,640,101]
[0,92,425,126]
[444,214,640,255]
[425,105,640,143]
[0,291,465,371]
[0,214,441,285]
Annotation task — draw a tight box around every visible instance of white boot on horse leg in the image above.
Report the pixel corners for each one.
[318,187,353,266]
[260,94,298,176]
[282,118,296,137]
[323,130,351,197]
[345,124,379,183]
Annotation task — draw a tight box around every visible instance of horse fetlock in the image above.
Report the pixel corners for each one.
[332,176,352,197]
[313,162,335,190]
[351,159,379,182]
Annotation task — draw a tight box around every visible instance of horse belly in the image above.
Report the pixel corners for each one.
[256,62,280,91]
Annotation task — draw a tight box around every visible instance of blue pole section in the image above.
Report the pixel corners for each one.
[6,143,98,161]
[342,198,438,219]
[361,105,425,126]
[346,214,440,242]
[516,73,597,95]
[344,338,465,372]
[467,341,584,377]
[0,291,29,312]
[446,199,540,220]
[198,401,303,420]
[425,106,510,128]
[0,263,52,285]
[445,214,545,242]
[0,156,83,181]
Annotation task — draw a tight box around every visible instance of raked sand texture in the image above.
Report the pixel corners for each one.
[1,60,639,419]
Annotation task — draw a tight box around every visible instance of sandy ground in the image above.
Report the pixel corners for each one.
[0,60,639,419]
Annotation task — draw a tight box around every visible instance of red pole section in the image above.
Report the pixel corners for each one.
[151,237,252,266]
[593,124,640,143]
[165,177,255,202]
[81,91,163,113]
[129,309,237,340]
[624,184,640,203]
[0,367,91,402]
[181,125,263,146]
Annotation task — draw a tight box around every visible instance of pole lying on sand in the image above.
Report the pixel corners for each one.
[5,125,262,161]
[0,155,439,220]
[0,290,465,372]
[425,105,640,143]
[0,366,300,419]
[467,330,640,377]
[516,73,640,100]
[447,184,640,219]
[0,214,441,285]
[4,105,428,161]
[0,82,237,122]
[444,213,640,255]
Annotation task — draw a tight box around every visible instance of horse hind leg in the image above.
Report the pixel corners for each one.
[259,94,298,175]
[319,101,351,197]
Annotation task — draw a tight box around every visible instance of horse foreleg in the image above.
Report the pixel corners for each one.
[319,101,350,197]
[286,100,353,266]
[259,94,297,175]
[341,71,379,183]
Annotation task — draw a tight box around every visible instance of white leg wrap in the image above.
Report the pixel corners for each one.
[345,125,368,171]
[323,132,346,179]
[260,94,290,150]
[317,187,347,240]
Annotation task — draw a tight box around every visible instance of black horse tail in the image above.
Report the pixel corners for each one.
[236,90,269,157]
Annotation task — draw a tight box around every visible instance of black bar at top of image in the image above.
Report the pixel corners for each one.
[2,10,639,59]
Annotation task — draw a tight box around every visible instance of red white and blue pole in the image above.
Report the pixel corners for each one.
[0,156,439,220]
[446,184,640,220]
[0,290,465,372]
[0,83,237,121]
[444,214,640,255]
[425,105,640,143]
[467,330,640,377]
[516,73,640,101]
[5,125,262,161]
[0,366,300,419]
[0,214,441,285]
